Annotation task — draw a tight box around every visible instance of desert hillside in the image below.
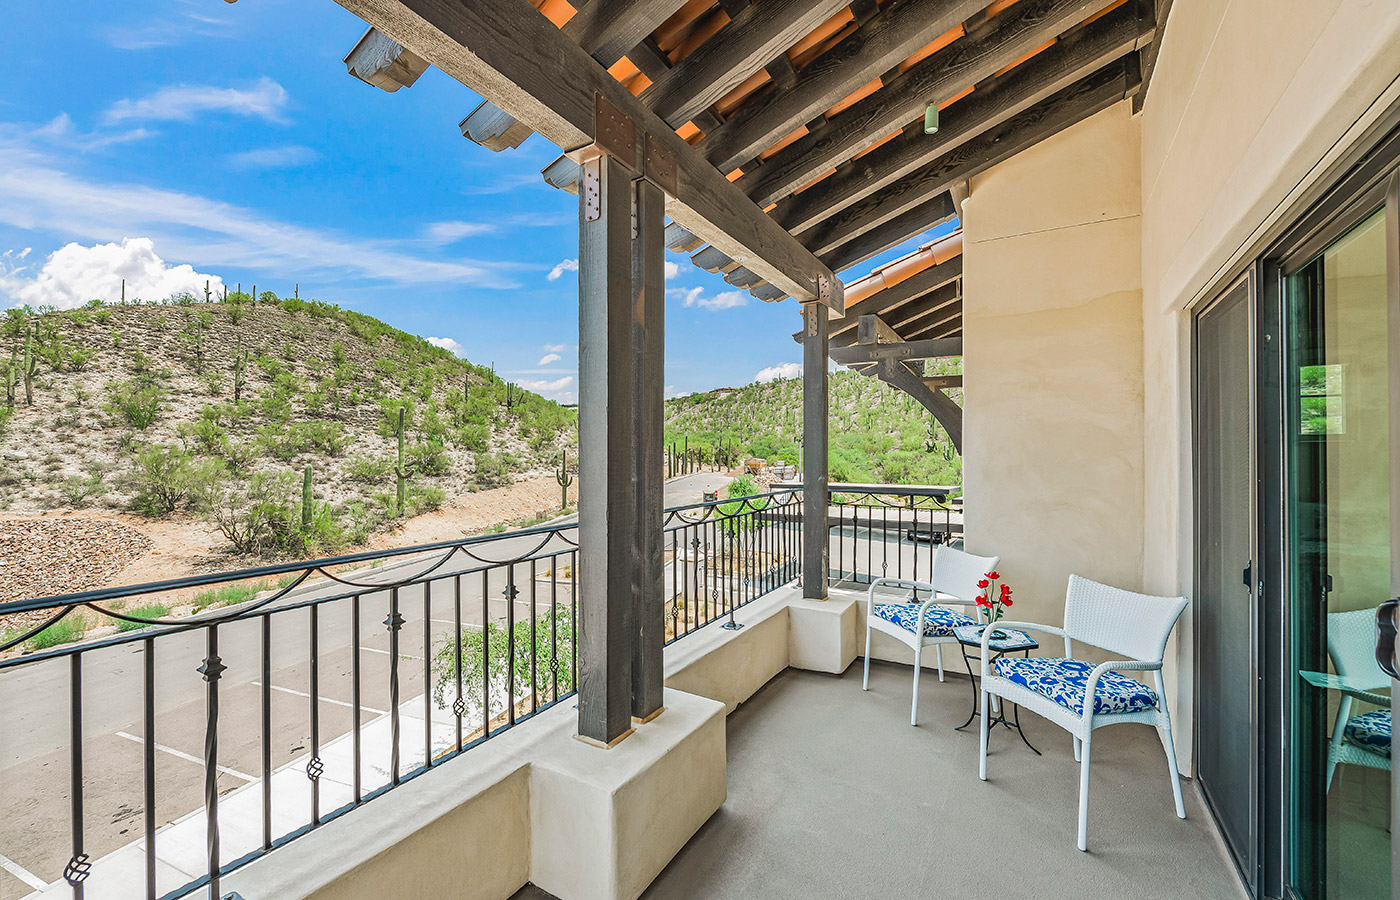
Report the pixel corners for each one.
[664,364,962,486]
[0,291,577,561]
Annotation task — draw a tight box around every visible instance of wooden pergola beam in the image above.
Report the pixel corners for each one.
[829,336,962,365]
[874,359,962,452]
[738,0,1123,208]
[697,0,985,174]
[819,193,958,273]
[345,27,429,92]
[772,1,1153,234]
[642,0,851,128]
[799,57,1139,258]
[461,0,687,153]
[900,299,963,341]
[856,313,901,345]
[334,0,841,309]
[922,374,963,390]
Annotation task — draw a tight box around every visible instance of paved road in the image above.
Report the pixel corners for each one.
[0,480,966,898]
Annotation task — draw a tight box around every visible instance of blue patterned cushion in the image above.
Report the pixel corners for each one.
[993,657,1159,716]
[873,603,975,637]
[1344,709,1391,758]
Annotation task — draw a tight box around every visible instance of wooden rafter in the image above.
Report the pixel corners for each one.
[772,1,1153,234]
[829,255,962,337]
[826,281,961,349]
[828,336,962,366]
[697,0,985,174]
[817,55,1139,271]
[567,0,691,68]
[332,0,841,308]
[641,0,852,128]
[820,194,958,273]
[737,0,1124,209]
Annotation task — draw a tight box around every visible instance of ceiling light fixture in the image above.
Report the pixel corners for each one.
[924,102,939,135]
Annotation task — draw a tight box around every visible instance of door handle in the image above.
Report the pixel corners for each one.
[1377,598,1399,679]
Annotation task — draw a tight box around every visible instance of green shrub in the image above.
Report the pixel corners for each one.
[27,616,86,650]
[114,603,171,632]
[191,583,258,612]
[61,469,107,507]
[429,604,575,717]
[104,378,163,429]
[214,471,346,557]
[128,444,224,515]
[406,483,446,516]
[406,440,450,476]
[348,455,392,484]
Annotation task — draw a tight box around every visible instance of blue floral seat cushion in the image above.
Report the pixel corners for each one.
[993,657,1159,716]
[1344,710,1392,758]
[872,603,975,638]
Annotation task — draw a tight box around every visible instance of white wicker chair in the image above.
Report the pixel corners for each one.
[977,574,1188,850]
[862,547,1000,726]
[1325,608,1392,789]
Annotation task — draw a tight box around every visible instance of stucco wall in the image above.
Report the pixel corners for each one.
[1138,0,1400,769]
[961,102,1146,646]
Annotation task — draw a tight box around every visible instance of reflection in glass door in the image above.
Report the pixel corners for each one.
[1286,207,1392,900]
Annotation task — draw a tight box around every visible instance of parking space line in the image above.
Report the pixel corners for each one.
[0,852,46,890]
[253,681,388,716]
[114,732,256,782]
[361,646,421,660]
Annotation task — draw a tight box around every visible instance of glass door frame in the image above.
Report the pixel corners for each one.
[1264,133,1400,900]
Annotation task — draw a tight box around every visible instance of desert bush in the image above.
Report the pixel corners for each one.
[453,423,490,452]
[406,440,450,476]
[473,452,508,489]
[348,455,392,484]
[61,468,107,507]
[104,378,163,429]
[128,444,224,515]
[429,604,574,715]
[68,347,95,372]
[406,483,446,516]
[215,471,346,557]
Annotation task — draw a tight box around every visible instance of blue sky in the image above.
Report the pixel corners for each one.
[0,0,955,402]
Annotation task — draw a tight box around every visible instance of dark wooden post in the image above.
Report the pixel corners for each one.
[576,153,636,747]
[802,301,829,600]
[631,177,666,722]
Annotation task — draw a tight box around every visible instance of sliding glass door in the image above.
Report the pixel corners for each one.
[1284,199,1396,900]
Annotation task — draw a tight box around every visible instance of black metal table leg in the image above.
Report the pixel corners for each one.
[953,643,1040,755]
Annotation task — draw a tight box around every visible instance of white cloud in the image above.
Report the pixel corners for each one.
[427,336,466,357]
[103,10,234,50]
[424,220,494,244]
[664,260,680,279]
[543,343,566,353]
[670,286,748,311]
[518,375,575,402]
[547,258,579,281]
[0,238,222,310]
[0,149,518,288]
[229,145,318,170]
[537,352,562,366]
[754,362,802,383]
[105,77,289,124]
[519,376,573,392]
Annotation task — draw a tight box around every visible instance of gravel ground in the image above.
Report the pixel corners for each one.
[0,518,152,631]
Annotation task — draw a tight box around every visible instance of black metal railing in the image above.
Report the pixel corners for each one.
[812,482,963,588]
[0,489,804,900]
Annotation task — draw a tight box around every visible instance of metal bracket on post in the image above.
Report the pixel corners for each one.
[583,157,602,222]
[643,133,678,198]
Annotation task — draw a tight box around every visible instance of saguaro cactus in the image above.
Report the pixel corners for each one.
[302,465,314,527]
[395,405,407,517]
[232,337,247,403]
[22,325,37,406]
[4,348,16,407]
[555,450,573,511]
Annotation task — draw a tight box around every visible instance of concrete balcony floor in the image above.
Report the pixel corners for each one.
[518,655,1243,900]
